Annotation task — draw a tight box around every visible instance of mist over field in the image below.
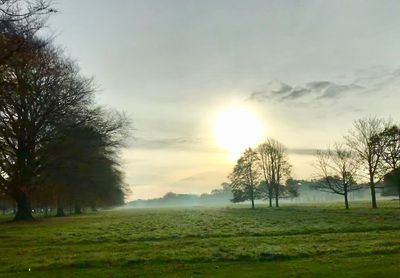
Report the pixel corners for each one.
[124,181,379,209]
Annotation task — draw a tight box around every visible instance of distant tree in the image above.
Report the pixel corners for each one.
[203,182,233,204]
[258,142,274,207]
[257,139,291,207]
[229,148,260,209]
[383,169,400,200]
[210,182,231,196]
[284,178,299,199]
[314,144,361,209]
[346,117,389,208]
[379,125,400,204]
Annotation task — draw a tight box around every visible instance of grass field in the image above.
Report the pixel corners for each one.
[0,201,399,277]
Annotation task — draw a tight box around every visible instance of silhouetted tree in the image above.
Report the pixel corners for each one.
[1,0,55,66]
[346,117,389,208]
[229,148,260,209]
[0,29,94,220]
[379,125,400,205]
[0,0,53,24]
[257,139,291,207]
[314,144,361,209]
[41,110,129,215]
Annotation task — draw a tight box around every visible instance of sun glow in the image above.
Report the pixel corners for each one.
[213,106,264,159]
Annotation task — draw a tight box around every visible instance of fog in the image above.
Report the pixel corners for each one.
[124,180,387,209]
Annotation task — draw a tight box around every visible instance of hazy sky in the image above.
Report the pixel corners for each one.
[49,0,400,200]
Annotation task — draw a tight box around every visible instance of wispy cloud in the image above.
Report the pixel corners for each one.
[132,137,222,153]
[132,137,202,150]
[169,171,227,190]
[249,79,363,103]
[288,148,321,156]
[250,67,400,104]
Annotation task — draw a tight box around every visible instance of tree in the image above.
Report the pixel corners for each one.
[383,169,400,202]
[40,110,129,216]
[314,144,361,209]
[1,1,131,220]
[284,178,299,199]
[345,117,388,208]
[379,125,400,205]
[0,30,94,220]
[258,142,274,207]
[1,1,55,65]
[229,148,260,209]
[257,139,291,207]
[0,0,54,24]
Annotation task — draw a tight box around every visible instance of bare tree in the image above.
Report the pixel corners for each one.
[0,0,54,25]
[345,117,389,208]
[258,142,274,207]
[0,34,94,220]
[229,148,260,209]
[1,1,56,65]
[257,139,291,207]
[314,144,361,209]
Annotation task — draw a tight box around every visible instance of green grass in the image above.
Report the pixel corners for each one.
[0,201,399,277]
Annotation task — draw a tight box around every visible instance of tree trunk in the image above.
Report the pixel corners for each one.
[74,203,82,214]
[344,193,349,210]
[370,181,377,209]
[250,186,255,209]
[56,207,65,217]
[91,204,98,212]
[14,192,34,221]
[56,197,65,217]
[268,187,273,207]
[275,184,279,207]
[397,183,400,208]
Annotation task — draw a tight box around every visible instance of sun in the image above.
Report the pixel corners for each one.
[213,106,264,159]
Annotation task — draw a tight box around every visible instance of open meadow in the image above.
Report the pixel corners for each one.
[0,201,399,277]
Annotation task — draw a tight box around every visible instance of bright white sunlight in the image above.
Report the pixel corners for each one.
[213,106,264,159]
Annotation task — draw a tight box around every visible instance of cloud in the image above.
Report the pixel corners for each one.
[288,148,320,156]
[249,79,363,103]
[250,67,400,104]
[132,136,221,153]
[132,136,202,150]
[169,171,227,191]
[318,83,363,99]
[283,87,311,100]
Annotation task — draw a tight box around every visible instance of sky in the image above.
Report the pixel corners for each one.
[48,0,400,200]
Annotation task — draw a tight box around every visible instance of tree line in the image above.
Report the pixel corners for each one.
[126,183,233,208]
[0,0,130,220]
[229,117,400,209]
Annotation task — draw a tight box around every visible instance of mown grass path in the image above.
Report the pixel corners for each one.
[1,201,399,277]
